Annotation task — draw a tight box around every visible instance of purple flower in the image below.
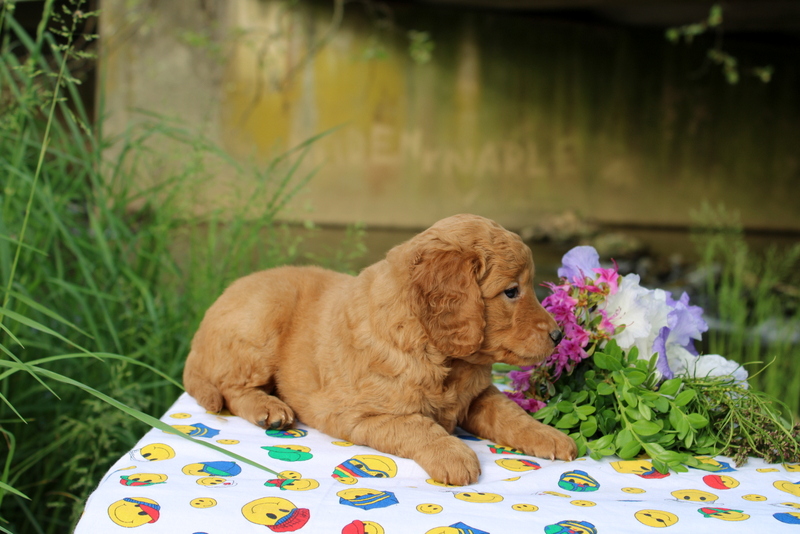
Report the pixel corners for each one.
[508,369,533,392]
[558,246,601,283]
[665,292,708,355]
[651,326,674,380]
[504,391,547,413]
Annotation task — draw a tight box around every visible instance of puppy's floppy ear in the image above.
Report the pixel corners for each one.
[410,248,486,357]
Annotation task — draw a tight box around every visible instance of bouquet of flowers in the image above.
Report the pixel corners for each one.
[503,246,800,473]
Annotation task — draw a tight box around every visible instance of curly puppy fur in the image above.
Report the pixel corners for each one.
[183,214,577,485]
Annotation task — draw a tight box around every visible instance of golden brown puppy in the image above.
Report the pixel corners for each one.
[184,214,576,485]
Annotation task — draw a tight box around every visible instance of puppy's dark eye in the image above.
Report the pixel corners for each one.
[504,287,520,299]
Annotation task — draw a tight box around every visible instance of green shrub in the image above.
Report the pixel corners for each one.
[0,3,360,532]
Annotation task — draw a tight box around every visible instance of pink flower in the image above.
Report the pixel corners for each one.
[508,369,533,392]
[592,264,620,295]
[504,391,547,413]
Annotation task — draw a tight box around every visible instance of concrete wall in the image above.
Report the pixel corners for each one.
[99,0,800,231]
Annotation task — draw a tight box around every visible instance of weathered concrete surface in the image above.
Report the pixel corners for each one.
[99,0,800,232]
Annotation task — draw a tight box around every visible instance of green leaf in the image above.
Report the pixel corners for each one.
[686,413,709,429]
[556,401,575,413]
[575,405,596,417]
[625,407,642,422]
[653,396,670,413]
[615,428,633,447]
[592,351,613,370]
[590,434,614,450]
[632,420,662,436]
[625,368,647,387]
[623,389,638,407]
[638,402,653,421]
[555,413,580,429]
[618,440,642,459]
[596,382,615,395]
[658,378,682,397]
[674,389,696,407]
[580,416,598,437]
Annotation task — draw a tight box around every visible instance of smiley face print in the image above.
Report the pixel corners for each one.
[130,443,175,462]
[697,507,750,521]
[119,473,167,487]
[108,497,160,528]
[416,503,444,514]
[190,497,217,508]
[671,489,718,503]
[634,509,679,528]
[242,496,310,531]
[332,455,398,484]
[454,492,503,503]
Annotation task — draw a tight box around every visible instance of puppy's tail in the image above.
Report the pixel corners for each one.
[183,354,225,413]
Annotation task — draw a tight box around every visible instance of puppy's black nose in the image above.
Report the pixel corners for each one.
[549,329,563,346]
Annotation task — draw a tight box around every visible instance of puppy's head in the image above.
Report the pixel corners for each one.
[393,214,561,365]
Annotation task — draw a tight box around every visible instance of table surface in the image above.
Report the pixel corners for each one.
[76,392,800,533]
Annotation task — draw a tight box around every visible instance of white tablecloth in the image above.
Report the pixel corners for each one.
[76,392,800,533]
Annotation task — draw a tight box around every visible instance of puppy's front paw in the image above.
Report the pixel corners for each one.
[524,424,578,461]
[416,435,481,486]
[244,395,295,430]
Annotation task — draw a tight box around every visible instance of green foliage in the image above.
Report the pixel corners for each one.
[533,340,798,474]
[665,3,773,84]
[691,202,800,417]
[0,3,362,533]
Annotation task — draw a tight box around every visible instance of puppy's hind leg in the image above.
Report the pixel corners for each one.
[183,360,225,414]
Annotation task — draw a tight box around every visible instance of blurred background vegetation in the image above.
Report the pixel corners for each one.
[1,0,798,532]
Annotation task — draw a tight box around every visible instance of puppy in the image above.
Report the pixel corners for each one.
[183,214,576,485]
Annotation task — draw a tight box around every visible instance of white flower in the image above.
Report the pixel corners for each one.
[676,353,749,387]
[600,274,655,351]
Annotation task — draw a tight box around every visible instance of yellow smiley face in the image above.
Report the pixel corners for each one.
[785,463,800,472]
[360,521,385,534]
[197,476,236,487]
[416,503,443,514]
[108,497,160,527]
[190,497,217,508]
[512,503,538,512]
[216,439,239,445]
[332,441,354,447]
[703,474,740,490]
[425,528,462,534]
[495,458,541,472]
[125,473,168,485]
[242,497,309,529]
[622,487,646,494]
[635,509,679,527]
[169,412,191,419]
[283,478,319,491]
[571,500,596,507]
[757,468,780,472]
[541,491,571,498]
[132,443,175,462]
[699,507,750,521]
[336,488,384,501]
[780,502,800,509]
[611,460,655,475]
[775,481,800,497]
[742,494,767,502]
[454,492,503,503]
[672,489,718,503]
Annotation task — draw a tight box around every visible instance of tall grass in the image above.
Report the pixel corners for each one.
[692,203,800,416]
[0,4,360,532]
